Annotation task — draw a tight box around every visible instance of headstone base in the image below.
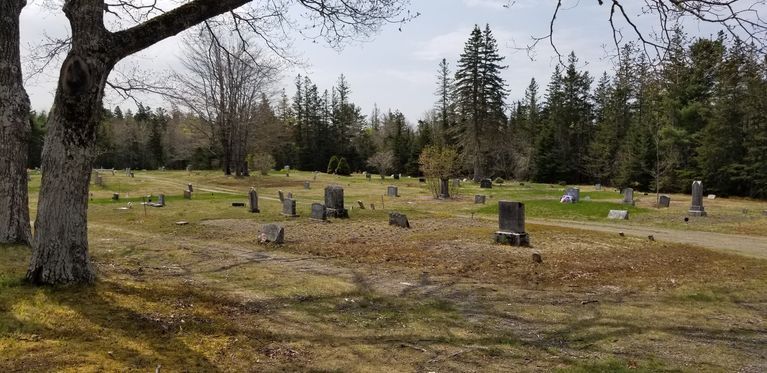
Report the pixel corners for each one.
[494,231,530,247]
[326,208,349,219]
[688,210,707,217]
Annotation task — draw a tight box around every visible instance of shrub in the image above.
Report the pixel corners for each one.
[494,177,505,184]
[247,153,275,176]
[327,155,339,174]
[335,157,351,176]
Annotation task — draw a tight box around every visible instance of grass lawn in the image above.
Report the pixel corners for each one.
[1,170,766,371]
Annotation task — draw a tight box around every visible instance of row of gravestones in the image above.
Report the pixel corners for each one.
[609,180,710,220]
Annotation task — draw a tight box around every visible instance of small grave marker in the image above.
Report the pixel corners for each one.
[622,188,634,205]
[304,181,311,190]
[357,200,365,209]
[480,179,493,189]
[658,195,671,208]
[259,224,284,244]
[278,190,285,202]
[387,186,399,197]
[311,203,327,221]
[388,212,410,228]
[183,190,192,199]
[474,195,486,204]
[282,198,298,217]
[608,210,629,220]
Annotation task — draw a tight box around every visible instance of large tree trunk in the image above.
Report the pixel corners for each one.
[0,0,32,245]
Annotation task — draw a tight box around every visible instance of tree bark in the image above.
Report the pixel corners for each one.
[0,0,32,245]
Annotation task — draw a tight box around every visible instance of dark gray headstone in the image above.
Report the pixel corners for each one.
[393,174,400,180]
[112,193,120,201]
[566,187,580,202]
[232,202,245,207]
[608,210,629,220]
[304,181,311,190]
[183,190,192,199]
[366,173,372,181]
[387,186,399,197]
[474,195,486,204]
[248,188,259,213]
[324,185,349,218]
[494,201,529,246]
[259,223,284,244]
[311,203,327,221]
[480,179,493,189]
[658,195,671,208]
[622,188,634,205]
[689,180,707,216]
[418,177,426,183]
[282,198,298,217]
[389,212,410,228]
[439,178,450,199]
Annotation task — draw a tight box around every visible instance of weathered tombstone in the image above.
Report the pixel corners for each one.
[622,188,635,205]
[183,190,192,199]
[357,200,365,209]
[111,169,115,176]
[370,203,375,210]
[608,210,629,220]
[232,202,245,207]
[287,192,293,199]
[393,174,400,180]
[366,173,372,181]
[532,251,543,264]
[595,183,602,191]
[94,173,103,186]
[439,178,450,199]
[278,190,285,202]
[304,181,311,190]
[387,186,399,197]
[452,179,461,188]
[282,198,298,217]
[259,224,284,244]
[310,203,327,221]
[248,188,260,213]
[707,194,716,200]
[689,180,707,216]
[388,212,410,228]
[565,187,580,202]
[112,193,120,201]
[187,183,193,192]
[583,196,591,201]
[324,185,349,218]
[658,195,671,208]
[480,179,493,189]
[155,194,165,207]
[474,195,486,204]
[129,172,134,178]
[494,201,530,246]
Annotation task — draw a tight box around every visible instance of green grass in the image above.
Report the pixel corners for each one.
[476,199,648,220]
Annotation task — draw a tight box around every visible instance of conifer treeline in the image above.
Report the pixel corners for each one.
[27,26,767,198]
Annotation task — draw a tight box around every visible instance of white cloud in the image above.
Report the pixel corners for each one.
[413,26,523,62]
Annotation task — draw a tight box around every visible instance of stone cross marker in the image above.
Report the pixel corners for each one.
[475,195,486,204]
[658,195,671,208]
[387,186,399,197]
[248,188,260,213]
[622,188,634,205]
[480,179,493,189]
[324,185,349,218]
[689,180,707,216]
[310,203,327,221]
[282,198,298,217]
[494,201,530,246]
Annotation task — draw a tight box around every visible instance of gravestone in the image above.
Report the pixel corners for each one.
[324,185,349,218]
[287,192,293,199]
[494,201,530,246]
[595,183,602,191]
[707,194,716,200]
[658,195,671,208]
[157,194,165,207]
[387,186,399,197]
[187,183,193,192]
[622,188,635,205]
[129,172,134,178]
[94,173,103,187]
[388,212,410,228]
[282,198,298,217]
[232,202,245,207]
[366,173,372,181]
[304,181,311,190]
[418,177,426,183]
[480,179,493,189]
[370,203,375,210]
[112,193,120,201]
[248,188,260,213]
[314,171,319,180]
[452,179,461,188]
[475,195,486,204]
[689,180,707,216]
[278,190,285,202]
[565,187,580,202]
[393,174,400,180]
[310,203,327,221]
[259,224,284,244]
[357,200,365,209]
[439,178,450,199]
[183,190,192,199]
[583,196,591,202]
[608,210,629,220]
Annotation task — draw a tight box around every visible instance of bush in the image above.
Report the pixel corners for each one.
[247,153,275,175]
[335,157,351,176]
[327,155,339,174]
[494,177,505,184]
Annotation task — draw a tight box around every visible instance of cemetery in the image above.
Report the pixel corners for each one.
[2,169,766,371]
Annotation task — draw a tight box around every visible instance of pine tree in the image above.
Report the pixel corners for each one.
[434,58,454,146]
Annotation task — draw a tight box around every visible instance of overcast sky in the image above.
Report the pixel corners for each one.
[20,0,733,122]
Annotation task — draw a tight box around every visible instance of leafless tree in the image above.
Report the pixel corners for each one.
[367,150,395,179]
[22,0,414,285]
[0,0,32,245]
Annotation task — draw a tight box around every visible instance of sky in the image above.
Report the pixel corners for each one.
[19,0,737,123]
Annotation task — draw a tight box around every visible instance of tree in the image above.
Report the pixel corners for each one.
[418,146,459,199]
[25,0,413,285]
[247,153,275,175]
[327,155,339,174]
[335,157,351,176]
[434,58,454,146]
[0,0,32,245]
[367,151,394,179]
